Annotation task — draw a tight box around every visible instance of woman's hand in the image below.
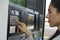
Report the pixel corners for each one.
[14,16,30,37]
[18,21,30,37]
[18,22,28,33]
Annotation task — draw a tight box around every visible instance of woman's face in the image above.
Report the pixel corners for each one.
[46,4,60,27]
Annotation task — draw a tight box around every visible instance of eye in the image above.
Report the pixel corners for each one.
[48,9,51,14]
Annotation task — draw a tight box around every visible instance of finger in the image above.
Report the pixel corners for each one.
[14,16,23,25]
[18,25,22,30]
[17,28,19,33]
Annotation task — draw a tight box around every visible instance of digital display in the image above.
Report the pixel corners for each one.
[10,16,19,25]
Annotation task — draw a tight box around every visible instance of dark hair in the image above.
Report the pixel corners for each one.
[51,0,60,12]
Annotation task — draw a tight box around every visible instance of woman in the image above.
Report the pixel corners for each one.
[46,0,60,40]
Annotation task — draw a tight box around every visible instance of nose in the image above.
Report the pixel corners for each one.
[46,13,49,18]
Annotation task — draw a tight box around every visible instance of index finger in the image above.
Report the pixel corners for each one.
[14,16,23,25]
